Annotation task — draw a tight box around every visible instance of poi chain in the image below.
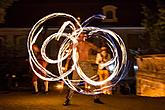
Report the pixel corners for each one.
[27,13,128,95]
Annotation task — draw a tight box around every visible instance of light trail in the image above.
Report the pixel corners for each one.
[27,13,129,95]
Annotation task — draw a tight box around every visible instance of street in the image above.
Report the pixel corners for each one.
[0,90,165,110]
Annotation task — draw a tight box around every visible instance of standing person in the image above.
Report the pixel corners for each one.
[32,44,49,94]
[96,46,112,95]
[63,33,104,106]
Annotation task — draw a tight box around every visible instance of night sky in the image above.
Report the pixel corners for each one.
[2,0,161,27]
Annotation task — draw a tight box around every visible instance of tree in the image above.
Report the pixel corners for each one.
[0,0,14,23]
[141,3,165,53]
[156,7,165,49]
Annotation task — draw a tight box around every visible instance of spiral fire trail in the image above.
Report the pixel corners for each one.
[27,13,129,95]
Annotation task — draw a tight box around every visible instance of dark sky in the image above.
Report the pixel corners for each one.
[3,0,160,27]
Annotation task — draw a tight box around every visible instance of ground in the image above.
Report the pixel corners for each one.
[0,90,165,110]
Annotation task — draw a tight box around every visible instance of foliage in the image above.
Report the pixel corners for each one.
[141,4,165,52]
[156,7,165,49]
[0,0,14,9]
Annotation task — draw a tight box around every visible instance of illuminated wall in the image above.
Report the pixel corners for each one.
[136,54,165,97]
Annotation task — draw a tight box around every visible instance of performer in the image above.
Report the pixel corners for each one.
[32,44,49,94]
[63,32,104,106]
[96,46,112,95]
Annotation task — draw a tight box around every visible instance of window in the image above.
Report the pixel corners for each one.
[102,5,118,22]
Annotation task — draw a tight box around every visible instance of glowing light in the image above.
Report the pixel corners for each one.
[133,64,138,73]
[56,82,64,90]
[27,13,129,95]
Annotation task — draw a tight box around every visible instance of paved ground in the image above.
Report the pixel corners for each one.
[0,90,165,110]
